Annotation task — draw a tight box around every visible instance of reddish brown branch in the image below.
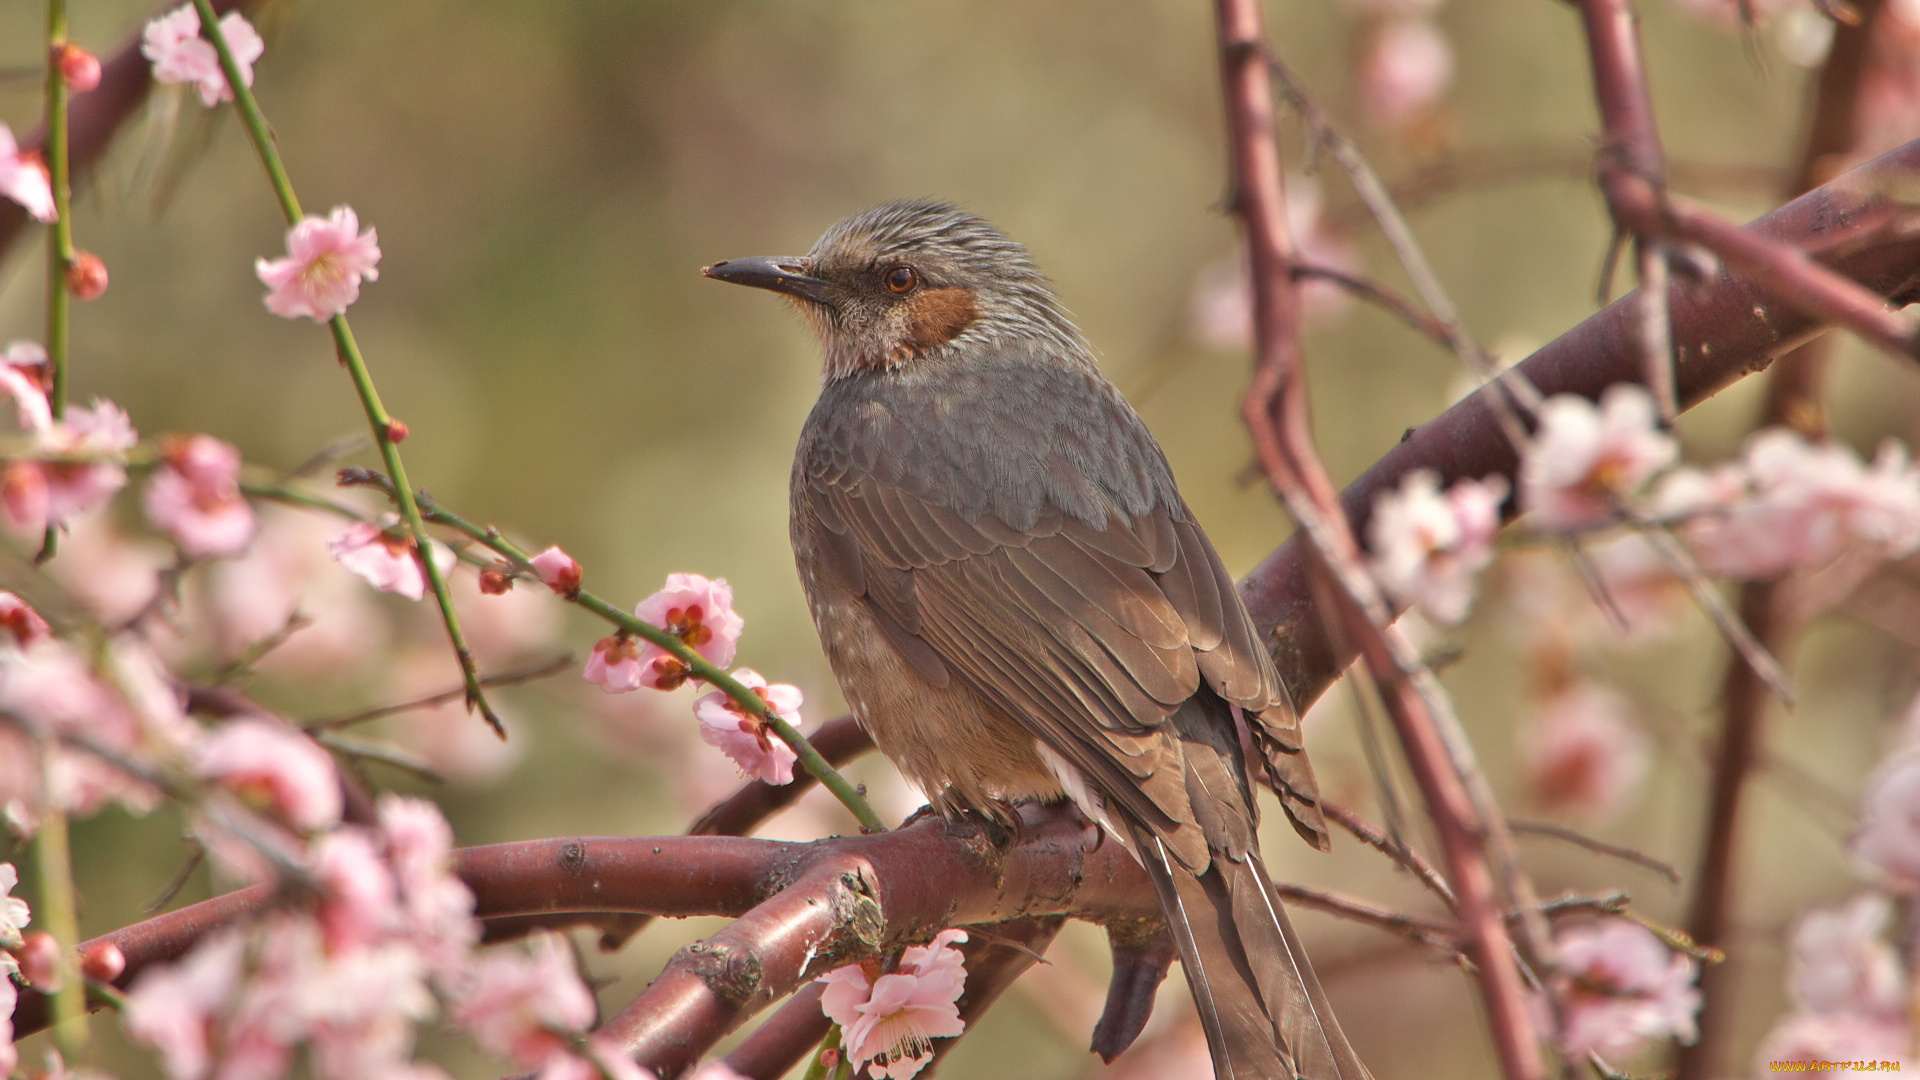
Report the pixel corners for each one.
[1677,5,1886,1075]
[1214,2,1546,1077]
[1242,138,1920,709]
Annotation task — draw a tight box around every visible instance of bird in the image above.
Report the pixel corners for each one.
[703,198,1371,1080]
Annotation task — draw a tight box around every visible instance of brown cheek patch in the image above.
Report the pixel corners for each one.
[903,287,979,352]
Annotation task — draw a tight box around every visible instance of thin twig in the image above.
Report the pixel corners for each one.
[1509,820,1682,884]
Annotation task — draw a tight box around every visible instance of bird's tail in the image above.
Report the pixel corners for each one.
[1130,825,1373,1080]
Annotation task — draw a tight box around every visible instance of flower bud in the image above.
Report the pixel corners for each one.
[65,251,108,301]
[80,939,126,983]
[57,43,102,93]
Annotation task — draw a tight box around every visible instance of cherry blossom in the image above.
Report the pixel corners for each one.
[449,932,597,1069]
[1786,893,1904,1017]
[0,862,29,950]
[530,546,583,596]
[1519,682,1650,821]
[144,433,256,559]
[1755,1013,1913,1072]
[1357,18,1453,127]
[1662,429,1920,579]
[0,978,14,1077]
[1548,919,1700,1060]
[694,669,802,785]
[1520,385,1675,531]
[0,340,53,432]
[818,929,969,1079]
[1851,749,1920,886]
[327,520,452,601]
[141,6,264,108]
[1368,469,1508,625]
[538,1041,658,1080]
[631,573,746,690]
[2,400,138,534]
[378,794,478,980]
[123,927,248,1080]
[309,829,400,953]
[255,206,382,321]
[0,123,55,223]
[584,634,646,693]
[194,717,343,832]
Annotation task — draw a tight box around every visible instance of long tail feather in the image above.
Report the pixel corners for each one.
[1135,831,1372,1080]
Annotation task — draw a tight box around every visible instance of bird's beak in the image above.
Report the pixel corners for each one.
[701,256,839,306]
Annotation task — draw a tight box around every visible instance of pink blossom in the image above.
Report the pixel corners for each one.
[0,862,30,950]
[195,717,342,831]
[583,634,646,693]
[0,979,14,1077]
[1519,682,1650,821]
[0,340,52,432]
[1787,893,1905,1017]
[694,669,802,785]
[208,508,390,678]
[530,546,582,596]
[1550,919,1700,1059]
[818,929,969,1080]
[630,573,746,690]
[3,400,138,534]
[144,434,255,559]
[328,520,451,601]
[1851,750,1920,886]
[449,932,597,1069]
[1755,1012,1913,1072]
[0,593,50,649]
[539,1041,659,1080]
[378,795,478,980]
[141,6,264,108]
[1357,19,1454,127]
[1521,385,1676,530]
[1666,430,1920,578]
[123,927,248,1080]
[1368,469,1508,624]
[255,206,382,321]
[685,1064,748,1080]
[309,829,399,953]
[0,123,55,223]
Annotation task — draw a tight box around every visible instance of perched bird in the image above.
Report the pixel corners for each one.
[704,199,1371,1080]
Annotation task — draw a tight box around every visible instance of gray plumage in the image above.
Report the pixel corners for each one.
[706,199,1371,1080]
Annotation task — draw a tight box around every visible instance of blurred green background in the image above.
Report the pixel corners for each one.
[2,1,1916,1078]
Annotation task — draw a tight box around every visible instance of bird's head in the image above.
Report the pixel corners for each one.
[703,199,1085,380]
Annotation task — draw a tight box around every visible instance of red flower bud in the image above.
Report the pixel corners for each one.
[57,43,101,92]
[478,567,514,595]
[65,251,108,300]
[80,939,126,983]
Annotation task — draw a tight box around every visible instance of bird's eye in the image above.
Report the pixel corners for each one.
[885,266,919,294]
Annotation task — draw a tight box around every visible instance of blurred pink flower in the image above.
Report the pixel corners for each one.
[1550,919,1700,1060]
[530,546,582,596]
[328,521,450,601]
[379,795,478,981]
[694,669,802,785]
[1663,430,1920,579]
[0,124,54,224]
[1521,385,1675,530]
[539,1041,658,1080]
[1189,177,1358,347]
[141,6,263,108]
[1368,469,1508,624]
[1851,750,1920,886]
[310,829,400,953]
[584,634,645,693]
[0,979,13,1077]
[684,1064,748,1080]
[0,340,52,432]
[195,717,343,832]
[1357,19,1453,126]
[0,862,29,950]
[818,929,969,1080]
[377,647,524,784]
[256,206,381,321]
[449,932,597,1069]
[208,508,391,678]
[0,594,50,649]
[144,434,255,559]
[124,927,248,1080]
[632,573,745,690]
[3,400,138,534]
[1787,893,1904,1017]
[1519,682,1649,821]
[1755,1012,1913,1073]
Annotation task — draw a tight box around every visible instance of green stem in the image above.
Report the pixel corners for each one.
[34,743,88,1058]
[418,498,884,832]
[39,0,73,564]
[192,0,498,734]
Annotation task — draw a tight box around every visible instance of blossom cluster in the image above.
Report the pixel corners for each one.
[818,928,971,1080]
[1544,918,1701,1061]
